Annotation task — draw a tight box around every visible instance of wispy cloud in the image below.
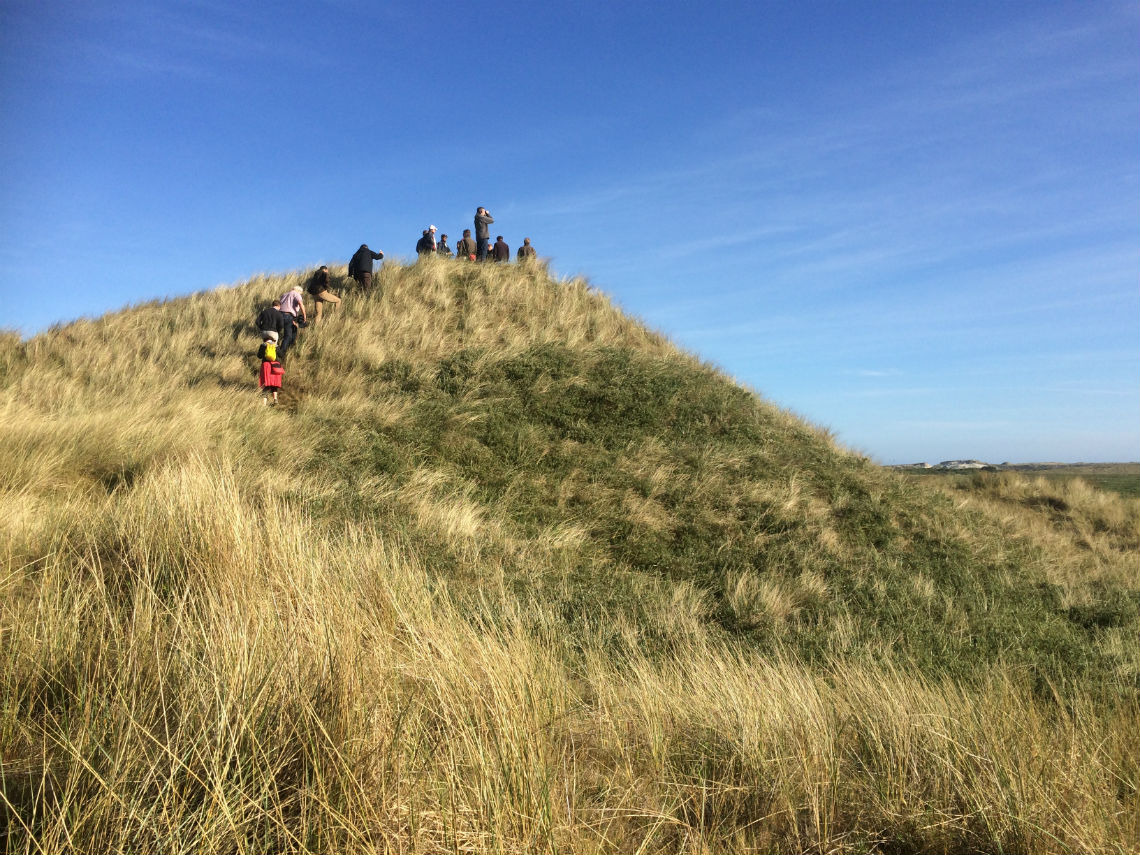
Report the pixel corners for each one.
[841,388,941,400]
[529,1,1138,312]
[66,2,334,82]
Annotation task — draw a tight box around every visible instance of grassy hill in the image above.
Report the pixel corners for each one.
[3,259,1138,853]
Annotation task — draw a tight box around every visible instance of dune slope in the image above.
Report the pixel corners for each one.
[2,259,1137,853]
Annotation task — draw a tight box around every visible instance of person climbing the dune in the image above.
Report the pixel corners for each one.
[257,332,284,405]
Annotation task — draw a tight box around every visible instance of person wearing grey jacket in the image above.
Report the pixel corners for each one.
[474,207,494,261]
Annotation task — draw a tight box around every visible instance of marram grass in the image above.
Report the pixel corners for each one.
[2,258,1137,853]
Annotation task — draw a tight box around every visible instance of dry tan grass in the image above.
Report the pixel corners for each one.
[2,261,1138,853]
[924,471,1139,617]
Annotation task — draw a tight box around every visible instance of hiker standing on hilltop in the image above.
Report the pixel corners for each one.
[492,235,510,263]
[257,332,284,405]
[456,229,476,260]
[348,244,384,290]
[474,207,494,261]
[277,285,307,360]
[307,265,340,324]
[415,227,437,256]
[436,233,452,256]
[517,237,536,262]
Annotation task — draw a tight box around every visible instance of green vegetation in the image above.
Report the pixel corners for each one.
[1070,472,1140,499]
[2,258,1138,853]
[904,464,1140,499]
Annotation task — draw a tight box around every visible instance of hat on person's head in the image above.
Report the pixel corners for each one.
[265,331,278,342]
[292,285,302,293]
[429,224,436,231]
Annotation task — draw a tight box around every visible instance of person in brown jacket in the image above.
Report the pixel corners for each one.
[307,265,340,323]
[492,235,510,262]
[456,229,477,260]
[516,238,536,262]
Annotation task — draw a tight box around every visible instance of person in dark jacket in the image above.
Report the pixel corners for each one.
[436,233,452,256]
[492,235,510,262]
[348,244,384,290]
[416,226,438,255]
[256,299,286,339]
[474,207,494,261]
[307,265,340,323]
[517,238,537,262]
[456,229,476,260]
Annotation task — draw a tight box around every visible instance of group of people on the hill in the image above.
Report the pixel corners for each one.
[254,206,538,405]
[253,285,309,405]
[415,208,538,263]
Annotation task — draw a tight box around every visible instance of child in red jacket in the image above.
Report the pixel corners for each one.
[257,332,284,405]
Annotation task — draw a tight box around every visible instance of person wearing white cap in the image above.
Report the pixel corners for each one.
[415,226,438,256]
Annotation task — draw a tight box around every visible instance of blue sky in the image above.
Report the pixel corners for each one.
[2,0,1136,464]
